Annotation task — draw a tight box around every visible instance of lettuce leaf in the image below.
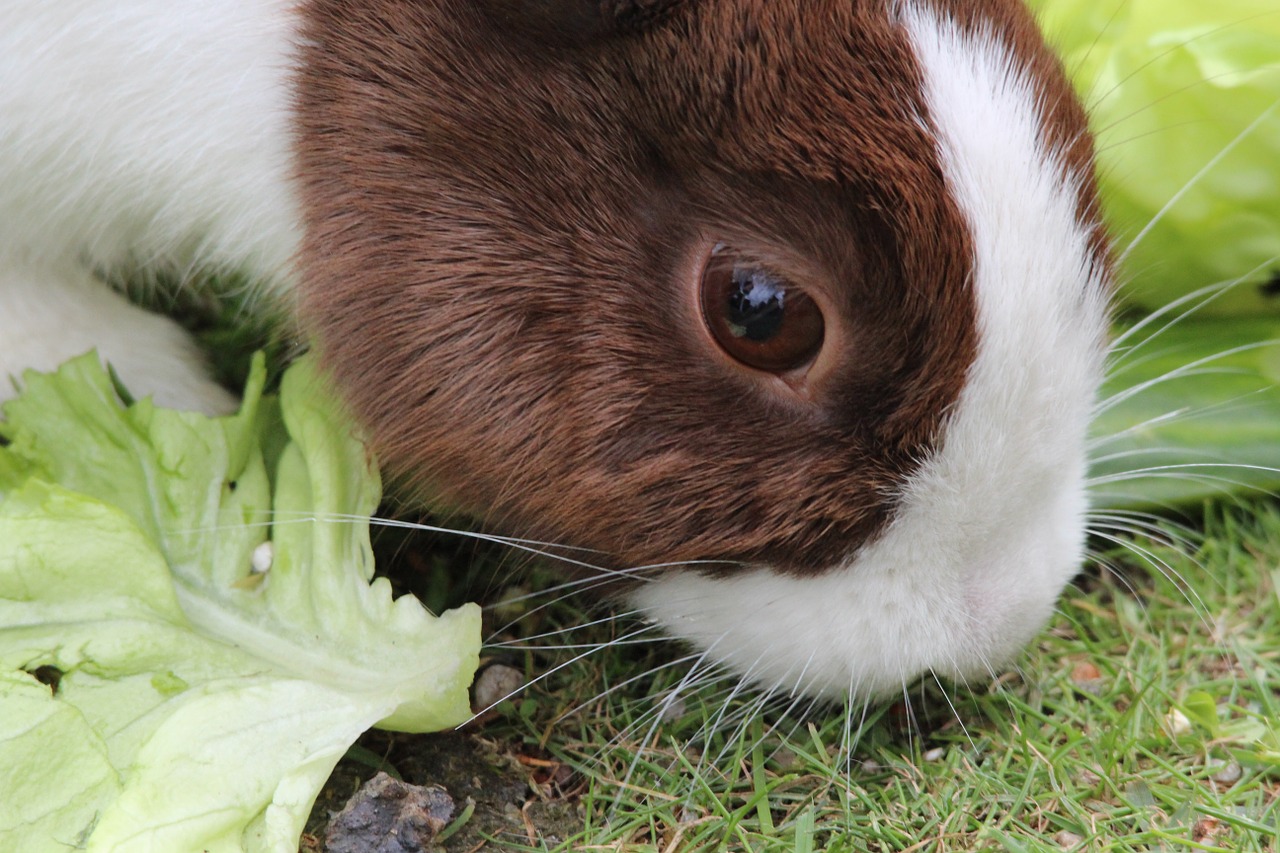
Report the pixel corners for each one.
[1091,317,1280,508]
[0,354,481,852]
[1023,1,1280,509]
[1028,0,1280,314]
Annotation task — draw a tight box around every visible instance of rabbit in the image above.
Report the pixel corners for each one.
[0,0,1112,701]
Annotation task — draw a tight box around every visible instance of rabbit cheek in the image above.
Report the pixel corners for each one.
[628,1,1111,698]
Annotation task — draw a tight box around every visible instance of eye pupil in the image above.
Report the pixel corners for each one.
[727,271,787,342]
[699,247,825,374]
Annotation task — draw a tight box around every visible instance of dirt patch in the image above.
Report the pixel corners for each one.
[303,730,587,852]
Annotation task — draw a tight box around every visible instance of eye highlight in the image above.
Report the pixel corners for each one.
[699,245,825,373]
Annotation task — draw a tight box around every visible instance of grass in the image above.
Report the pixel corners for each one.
[293,497,1278,852]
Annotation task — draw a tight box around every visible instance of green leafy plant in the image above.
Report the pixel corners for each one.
[0,354,481,852]
[1029,0,1280,315]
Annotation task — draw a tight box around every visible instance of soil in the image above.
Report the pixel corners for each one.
[302,729,587,852]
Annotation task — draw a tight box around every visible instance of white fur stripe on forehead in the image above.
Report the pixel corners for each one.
[627,5,1108,699]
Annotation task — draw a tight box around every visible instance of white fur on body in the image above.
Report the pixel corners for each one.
[0,1,299,410]
[629,5,1109,699]
[1,1,1108,700]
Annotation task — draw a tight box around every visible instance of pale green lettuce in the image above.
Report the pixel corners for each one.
[0,354,480,853]
[1025,1,1280,507]
[1028,0,1280,314]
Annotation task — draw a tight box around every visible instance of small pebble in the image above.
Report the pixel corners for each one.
[657,693,687,722]
[1070,662,1101,682]
[325,772,453,853]
[923,747,945,762]
[1069,661,1105,694]
[1054,830,1083,848]
[1208,759,1243,786]
[1164,708,1192,736]
[251,541,274,574]
[471,664,525,713]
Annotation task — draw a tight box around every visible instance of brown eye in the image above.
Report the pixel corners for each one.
[699,247,825,373]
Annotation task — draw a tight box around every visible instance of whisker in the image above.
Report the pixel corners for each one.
[1088,530,1214,631]
[485,556,742,613]
[175,510,635,580]
[1076,556,1150,622]
[488,634,667,653]
[698,661,772,771]
[1088,461,1280,488]
[930,670,977,752]
[1087,513,1198,552]
[1107,280,1241,350]
[977,656,1019,723]
[1095,339,1280,416]
[1088,387,1279,452]
[612,636,728,804]
[898,681,917,760]
[482,571,672,636]
[703,683,777,773]
[556,650,710,728]
[1093,63,1276,159]
[1056,0,1129,111]
[700,648,841,776]
[1085,10,1280,119]
[840,673,868,779]
[1118,99,1280,265]
[759,685,829,766]
[481,573,621,608]
[462,622,661,726]
[789,648,821,701]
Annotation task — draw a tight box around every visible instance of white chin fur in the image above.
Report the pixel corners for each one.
[628,4,1110,700]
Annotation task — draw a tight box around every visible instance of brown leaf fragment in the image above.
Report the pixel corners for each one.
[1192,816,1224,844]
[1070,662,1101,682]
[1069,661,1105,694]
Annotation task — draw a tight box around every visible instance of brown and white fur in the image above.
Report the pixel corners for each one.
[0,0,1111,700]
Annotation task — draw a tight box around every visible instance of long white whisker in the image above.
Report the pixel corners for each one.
[1088,461,1280,488]
[1088,531,1214,631]
[612,635,728,806]
[559,650,709,725]
[1096,339,1280,416]
[1087,515,1197,551]
[487,618,665,650]
[1088,387,1280,453]
[930,671,977,753]
[1118,99,1280,265]
[1086,10,1280,119]
[698,657,771,772]
[1106,279,1243,356]
[461,622,660,726]
[1058,0,1128,111]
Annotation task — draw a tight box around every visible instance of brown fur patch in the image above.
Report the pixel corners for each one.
[292,0,1097,577]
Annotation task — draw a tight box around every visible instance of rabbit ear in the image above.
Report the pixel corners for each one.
[480,0,689,45]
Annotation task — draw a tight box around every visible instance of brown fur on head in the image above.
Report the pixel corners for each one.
[292,0,1092,575]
